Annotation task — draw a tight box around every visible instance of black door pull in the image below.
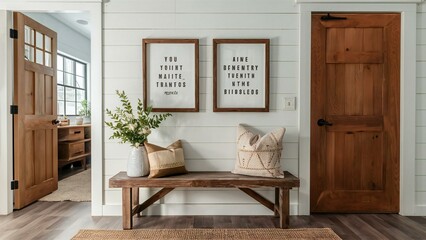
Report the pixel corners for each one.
[317,119,333,126]
[321,13,347,21]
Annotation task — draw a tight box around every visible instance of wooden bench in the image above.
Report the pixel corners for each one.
[109,171,300,230]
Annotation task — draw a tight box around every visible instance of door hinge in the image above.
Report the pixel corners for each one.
[9,29,18,39]
[10,105,18,115]
[11,180,19,190]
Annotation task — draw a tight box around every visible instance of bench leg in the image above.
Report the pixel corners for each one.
[122,187,133,230]
[132,187,140,217]
[274,188,279,217]
[279,188,290,229]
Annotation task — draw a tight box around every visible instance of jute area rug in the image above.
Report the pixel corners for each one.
[39,169,91,202]
[72,228,341,240]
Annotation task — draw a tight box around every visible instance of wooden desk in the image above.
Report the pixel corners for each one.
[58,124,91,169]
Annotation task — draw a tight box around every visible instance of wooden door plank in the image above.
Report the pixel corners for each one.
[360,132,384,190]
[334,133,345,191]
[372,65,384,115]
[45,75,53,115]
[35,72,45,115]
[24,71,35,115]
[25,130,35,188]
[345,64,358,115]
[362,64,375,115]
[34,129,46,184]
[45,129,53,179]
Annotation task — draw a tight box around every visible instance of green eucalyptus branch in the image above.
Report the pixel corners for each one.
[105,90,172,147]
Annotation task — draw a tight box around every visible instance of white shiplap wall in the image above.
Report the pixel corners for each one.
[416,2,426,207]
[102,0,300,215]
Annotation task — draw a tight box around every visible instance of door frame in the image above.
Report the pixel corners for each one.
[0,0,103,215]
[298,1,419,215]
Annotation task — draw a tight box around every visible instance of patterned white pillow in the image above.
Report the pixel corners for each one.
[232,124,285,178]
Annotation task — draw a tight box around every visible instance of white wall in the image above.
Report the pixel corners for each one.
[102,0,301,215]
[416,2,426,208]
[23,12,90,63]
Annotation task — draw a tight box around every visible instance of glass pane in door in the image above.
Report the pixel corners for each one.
[36,31,43,49]
[36,49,43,65]
[24,26,34,45]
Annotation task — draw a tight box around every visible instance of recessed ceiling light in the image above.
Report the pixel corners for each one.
[76,19,88,25]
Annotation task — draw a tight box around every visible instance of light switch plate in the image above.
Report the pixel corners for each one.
[284,97,296,111]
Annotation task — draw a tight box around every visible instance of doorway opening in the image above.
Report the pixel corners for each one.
[13,11,92,207]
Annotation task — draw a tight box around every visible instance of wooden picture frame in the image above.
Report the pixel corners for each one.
[143,39,199,112]
[213,39,270,112]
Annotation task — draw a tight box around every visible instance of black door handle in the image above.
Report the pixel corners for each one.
[52,119,60,125]
[317,119,333,126]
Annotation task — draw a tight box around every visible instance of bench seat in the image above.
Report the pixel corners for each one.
[109,171,300,230]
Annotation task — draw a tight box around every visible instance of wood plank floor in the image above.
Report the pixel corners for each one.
[0,202,425,240]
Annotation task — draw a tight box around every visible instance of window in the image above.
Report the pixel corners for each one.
[24,25,52,67]
[57,54,87,116]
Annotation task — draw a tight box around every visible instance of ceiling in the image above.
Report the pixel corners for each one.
[49,12,91,39]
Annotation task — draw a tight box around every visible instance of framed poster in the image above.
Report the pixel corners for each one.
[143,39,199,112]
[213,39,270,112]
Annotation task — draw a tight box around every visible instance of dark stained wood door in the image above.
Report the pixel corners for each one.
[310,13,400,213]
[13,12,58,209]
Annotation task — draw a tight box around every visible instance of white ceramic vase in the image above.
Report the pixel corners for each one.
[127,145,150,177]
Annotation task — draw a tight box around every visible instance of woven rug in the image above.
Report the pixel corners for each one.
[39,169,91,202]
[72,228,341,240]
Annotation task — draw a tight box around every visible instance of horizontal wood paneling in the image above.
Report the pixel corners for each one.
[416,94,426,109]
[416,110,426,126]
[175,0,298,14]
[417,62,426,77]
[417,12,426,28]
[104,142,299,160]
[416,192,426,205]
[104,13,298,30]
[416,160,426,176]
[103,29,299,46]
[416,78,426,94]
[416,144,426,159]
[103,0,298,14]
[175,14,298,29]
[104,45,298,62]
[104,126,299,144]
[101,0,300,210]
[416,176,426,191]
[416,127,426,143]
[104,0,176,13]
[418,29,426,44]
[418,46,426,61]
